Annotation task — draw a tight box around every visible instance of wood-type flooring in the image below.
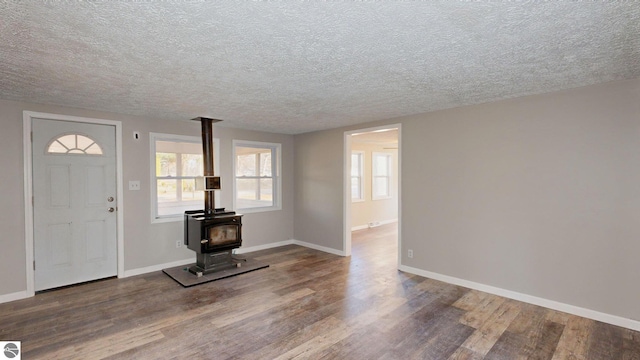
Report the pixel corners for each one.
[1,223,639,359]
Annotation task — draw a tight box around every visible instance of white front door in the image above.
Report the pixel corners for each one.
[32,118,117,291]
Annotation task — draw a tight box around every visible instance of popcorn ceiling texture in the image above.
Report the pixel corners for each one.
[1,1,639,134]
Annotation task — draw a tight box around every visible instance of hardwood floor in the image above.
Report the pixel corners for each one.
[1,223,639,359]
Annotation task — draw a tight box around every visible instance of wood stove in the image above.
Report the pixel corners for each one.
[184,117,244,275]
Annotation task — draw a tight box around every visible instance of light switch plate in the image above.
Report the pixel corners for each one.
[129,180,141,191]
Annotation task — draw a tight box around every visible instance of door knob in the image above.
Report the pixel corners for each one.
[108,207,115,213]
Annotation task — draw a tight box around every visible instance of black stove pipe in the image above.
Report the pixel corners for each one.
[193,117,221,217]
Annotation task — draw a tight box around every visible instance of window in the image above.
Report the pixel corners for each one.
[351,151,364,201]
[372,152,392,200]
[150,133,219,222]
[47,133,103,155]
[233,140,281,212]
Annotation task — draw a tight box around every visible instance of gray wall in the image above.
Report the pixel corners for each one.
[294,78,640,321]
[3,78,640,321]
[293,129,345,251]
[0,99,294,296]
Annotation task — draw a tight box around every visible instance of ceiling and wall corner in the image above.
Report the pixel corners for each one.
[1,2,639,134]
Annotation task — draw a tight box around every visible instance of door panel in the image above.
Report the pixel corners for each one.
[32,119,117,291]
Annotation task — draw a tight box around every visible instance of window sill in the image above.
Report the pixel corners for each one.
[235,206,282,214]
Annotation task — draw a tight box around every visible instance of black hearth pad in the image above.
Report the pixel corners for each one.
[162,259,269,287]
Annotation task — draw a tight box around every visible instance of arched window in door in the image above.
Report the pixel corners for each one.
[46,133,103,155]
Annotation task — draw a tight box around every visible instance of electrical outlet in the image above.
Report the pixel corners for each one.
[176,240,182,249]
[408,249,413,258]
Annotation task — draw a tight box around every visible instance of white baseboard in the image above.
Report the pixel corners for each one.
[122,258,194,278]
[398,264,640,332]
[352,218,398,231]
[290,239,346,256]
[0,290,29,304]
[235,240,295,254]
[238,239,345,257]
[351,224,369,231]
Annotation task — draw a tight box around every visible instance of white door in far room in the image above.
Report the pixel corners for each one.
[32,118,117,291]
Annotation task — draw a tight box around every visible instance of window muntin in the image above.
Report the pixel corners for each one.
[351,151,364,201]
[151,133,219,222]
[372,152,392,200]
[233,141,281,212]
[47,133,103,155]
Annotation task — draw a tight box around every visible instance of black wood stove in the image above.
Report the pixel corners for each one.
[184,117,244,275]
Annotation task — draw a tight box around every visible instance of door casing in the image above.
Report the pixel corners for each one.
[23,111,125,296]
[343,123,402,266]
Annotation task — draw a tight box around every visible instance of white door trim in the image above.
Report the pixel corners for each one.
[343,123,402,266]
[23,111,125,297]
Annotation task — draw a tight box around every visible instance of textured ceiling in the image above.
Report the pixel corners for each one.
[1,2,639,134]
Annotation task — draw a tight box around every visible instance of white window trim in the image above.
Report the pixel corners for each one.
[372,152,392,201]
[150,132,220,223]
[232,139,282,213]
[351,150,365,203]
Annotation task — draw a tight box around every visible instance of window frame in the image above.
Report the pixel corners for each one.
[232,140,282,213]
[351,151,365,202]
[150,132,220,223]
[372,152,392,200]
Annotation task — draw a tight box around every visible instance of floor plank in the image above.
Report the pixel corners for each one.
[0,223,638,359]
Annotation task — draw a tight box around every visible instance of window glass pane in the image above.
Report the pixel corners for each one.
[57,134,76,149]
[234,142,280,211]
[157,153,177,177]
[76,135,95,150]
[47,134,103,155]
[181,154,203,177]
[374,156,389,176]
[157,179,177,202]
[260,152,272,177]
[259,178,273,201]
[152,134,220,219]
[181,179,204,200]
[236,153,256,176]
[237,178,259,200]
[48,141,68,153]
[236,178,273,209]
[85,143,103,155]
[351,177,360,199]
[373,177,389,198]
[351,154,360,176]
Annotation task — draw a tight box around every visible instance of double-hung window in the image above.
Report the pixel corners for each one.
[233,140,281,212]
[372,152,392,200]
[150,133,219,222]
[351,151,364,202]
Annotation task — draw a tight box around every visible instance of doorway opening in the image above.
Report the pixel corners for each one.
[344,124,401,267]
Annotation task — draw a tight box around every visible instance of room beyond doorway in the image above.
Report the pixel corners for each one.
[344,124,401,266]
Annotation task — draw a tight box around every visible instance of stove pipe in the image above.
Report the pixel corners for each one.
[193,117,221,217]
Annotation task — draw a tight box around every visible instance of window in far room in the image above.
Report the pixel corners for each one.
[372,152,392,200]
[351,151,364,202]
[150,133,219,222]
[233,140,281,212]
